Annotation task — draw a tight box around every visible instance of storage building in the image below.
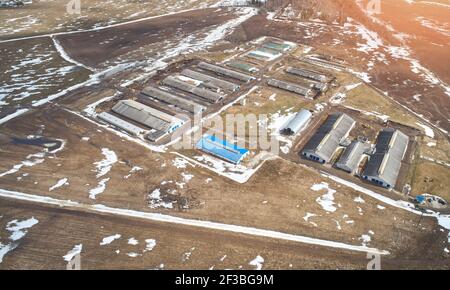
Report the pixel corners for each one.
[140,86,206,114]
[112,100,184,134]
[335,140,370,173]
[362,129,409,189]
[198,62,256,83]
[180,69,240,92]
[226,61,259,74]
[286,67,333,83]
[196,134,249,165]
[280,109,312,135]
[267,79,315,99]
[98,112,145,136]
[301,113,355,163]
[162,76,223,103]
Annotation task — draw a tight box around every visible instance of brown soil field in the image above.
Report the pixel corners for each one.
[0,107,448,267]
[56,8,237,68]
[0,37,91,115]
[0,0,217,40]
[0,199,406,270]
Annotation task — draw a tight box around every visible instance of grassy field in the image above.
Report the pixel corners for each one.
[408,160,450,202]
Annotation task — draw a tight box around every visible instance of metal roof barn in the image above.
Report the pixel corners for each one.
[180,69,240,92]
[140,86,206,114]
[301,113,355,163]
[112,100,184,133]
[226,61,259,74]
[263,42,292,52]
[198,62,256,83]
[362,129,409,188]
[162,76,223,103]
[98,112,145,136]
[280,109,312,135]
[286,67,333,83]
[196,135,249,164]
[267,79,315,99]
[335,140,370,173]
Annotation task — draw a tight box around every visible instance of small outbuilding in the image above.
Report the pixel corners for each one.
[301,113,355,164]
[335,140,370,173]
[280,109,312,136]
[362,128,409,189]
[196,135,249,165]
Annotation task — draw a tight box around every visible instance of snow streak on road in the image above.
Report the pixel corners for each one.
[0,188,389,255]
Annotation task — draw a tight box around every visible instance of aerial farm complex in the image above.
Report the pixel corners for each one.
[89,36,412,192]
[0,0,449,271]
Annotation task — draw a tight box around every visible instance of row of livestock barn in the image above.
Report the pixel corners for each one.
[268,66,335,100]
[97,61,257,143]
[301,113,409,189]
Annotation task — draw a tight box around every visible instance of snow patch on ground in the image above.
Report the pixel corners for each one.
[6,217,39,241]
[415,122,435,138]
[100,234,121,246]
[148,188,173,209]
[63,244,82,262]
[49,178,69,191]
[311,182,337,213]
[144,239,157,252]
[249,255,264,270]
[89,148,117,199]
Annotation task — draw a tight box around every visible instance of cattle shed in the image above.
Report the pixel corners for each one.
[267,79,315,99]
[98,112,145,136]
[112,100,184,134]
[226,61,259,74]
[335,140,370,173]
[263,42,292,52]
[280,109,312,135]
[286,67,333,83]
[198,62,256,83]
[162,76,223,103]
[180,69,240,92]
[196,135,249,164]
[362,128,409,189]
[140,86,206,114]
[247,48,282,61]
[301,113,356,163]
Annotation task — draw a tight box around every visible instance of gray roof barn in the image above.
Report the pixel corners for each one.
[280,109,312,135]
[162,76,223,103]
[362,128,409,188]
[302,113,355,163]
[335,140,370,173]
[180,69,240,92]
[98,112,145,136]
[112,100,183,132]
[140,86,206,114]
[286,67,333,83]
[198,62,256,83]
[267,79,316,99]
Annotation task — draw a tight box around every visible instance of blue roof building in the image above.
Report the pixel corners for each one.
[196,135,249,164]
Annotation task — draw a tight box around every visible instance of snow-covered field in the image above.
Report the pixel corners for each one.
[0,40,90,115]
[0,0,219,40]
[0,217,39,263]
[0,188,391,255]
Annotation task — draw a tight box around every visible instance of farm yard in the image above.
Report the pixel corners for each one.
[0,0,449,270]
